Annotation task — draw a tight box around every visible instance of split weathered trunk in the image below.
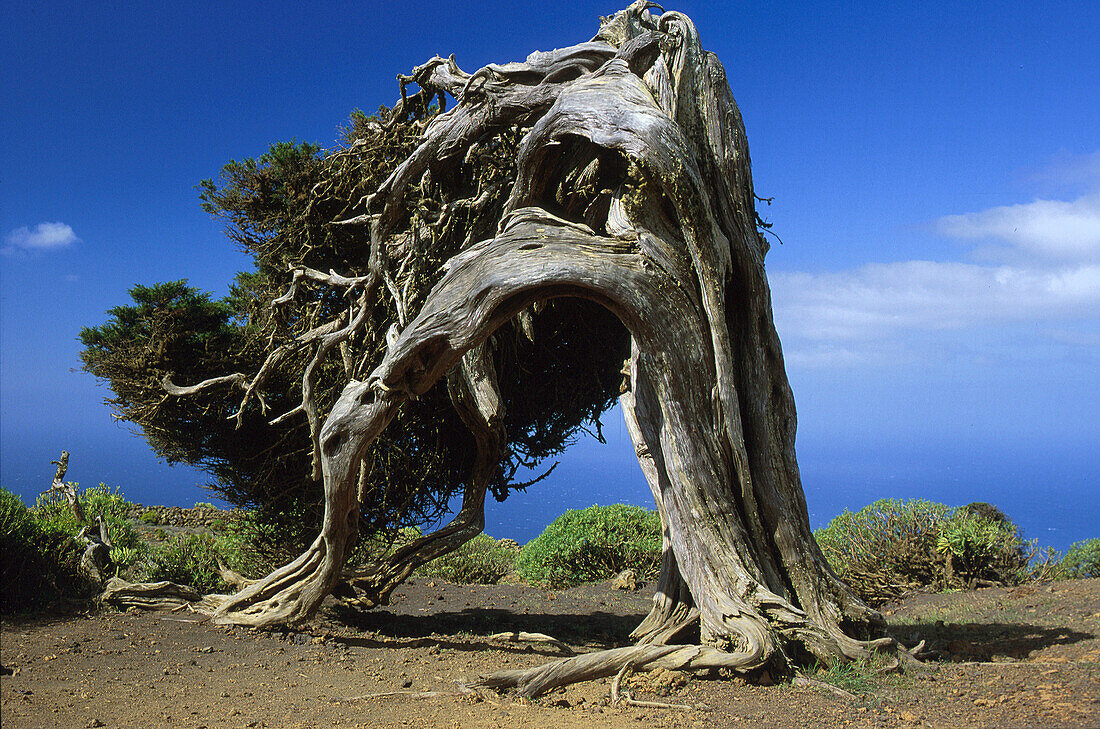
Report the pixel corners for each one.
[42,451,86,524]
[210,1,902,684]
[344,344,503,606]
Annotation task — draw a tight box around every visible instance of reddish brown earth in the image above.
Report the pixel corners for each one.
[3,577,1098,728]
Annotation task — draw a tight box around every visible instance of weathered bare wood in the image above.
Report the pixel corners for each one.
[99,578,205,611]
[486,632,577,654]
[216,557,259,591]
[346,343,503,606]
[610,661,697,711]
[41,450,85,524]
[477,643,762,699]
[622,352,699,646]
[162,372,248,397]
[178,1,907,692]
[76,516,113,586]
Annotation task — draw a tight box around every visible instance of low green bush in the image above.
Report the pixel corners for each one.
[515,504,662,588]
[0,487,91,612]
[144,533,224,593]
[814,498,1029,605]
[33,483,143,552]
[140,510,160,524]
[109,545,147,572]
[416,533,518,584]
[1059,538,1100,579]
[814,499,950,604]
[936,510,1027,584]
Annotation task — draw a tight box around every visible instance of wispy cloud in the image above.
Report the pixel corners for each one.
[773,262,1100,341]
[1024,150,1100,196]
[935,192,1100,263]
[3,222,80,254]
[771,153,1100,367]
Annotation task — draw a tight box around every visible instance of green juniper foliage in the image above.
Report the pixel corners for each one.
[81,105,629,549]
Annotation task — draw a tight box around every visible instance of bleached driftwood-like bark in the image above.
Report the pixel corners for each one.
[41,451,86,524]
[40,452,113,585]
[75,516,114,585]
[344,343,504,606]
[178,0,909,686]
[98,577,228,613]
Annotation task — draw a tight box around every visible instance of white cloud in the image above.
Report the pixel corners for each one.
[772,262,1100,343]
[935,192,1100,262]
[3,222,80,253]
[772,159,1100,367]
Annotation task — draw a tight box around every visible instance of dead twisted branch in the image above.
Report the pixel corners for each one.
[151,0,919,696]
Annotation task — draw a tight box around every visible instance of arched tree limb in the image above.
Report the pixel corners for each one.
[181,1,914,695]
[345,343,505,606]
[212,210,648,626]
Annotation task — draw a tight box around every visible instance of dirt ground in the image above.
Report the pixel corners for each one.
[3,577,1098,729]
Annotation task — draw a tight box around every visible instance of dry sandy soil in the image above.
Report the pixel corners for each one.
[3,577,1098,728]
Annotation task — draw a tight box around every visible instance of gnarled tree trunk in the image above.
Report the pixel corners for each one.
[205,1,905,688]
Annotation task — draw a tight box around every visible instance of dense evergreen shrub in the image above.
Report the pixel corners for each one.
[415,534,518,584]
[936,511,1027,584]
[814,499,949,605]
[515,504,662,587]
[1059,538,1100,579]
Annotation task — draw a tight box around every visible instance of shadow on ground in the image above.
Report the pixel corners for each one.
[330,604,648,647]
[894,620,1093,661]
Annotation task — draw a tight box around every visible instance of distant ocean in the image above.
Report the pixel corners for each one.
[4,406,1094,554]
[481,407,1097,554]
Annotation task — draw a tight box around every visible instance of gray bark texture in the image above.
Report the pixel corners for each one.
[199,1,909,689]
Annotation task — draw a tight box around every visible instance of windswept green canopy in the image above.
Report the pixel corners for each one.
[82,108,629,540]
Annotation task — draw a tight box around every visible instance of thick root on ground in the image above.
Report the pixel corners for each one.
[477,623,921,700]
[212,536,334,626]
[476,643,767,699]
[99,578,211,612]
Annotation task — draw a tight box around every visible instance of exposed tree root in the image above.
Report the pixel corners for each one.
[476,643,768,700]
[610,662,700,711]
[486,632,579,654]
[212,535,333,625]
[215,557,259,591]
[99,578,205,611]
[138,2,919,699]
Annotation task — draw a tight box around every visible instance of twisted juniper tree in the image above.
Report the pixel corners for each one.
[94,2,917,693]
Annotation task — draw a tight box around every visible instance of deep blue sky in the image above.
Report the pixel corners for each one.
[3,1,1096,550]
